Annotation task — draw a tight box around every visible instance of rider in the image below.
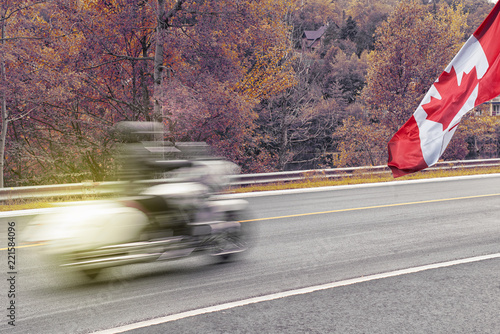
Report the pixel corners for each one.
[113,121,239,235]
[113,121,207,235]
[114,121,164,192]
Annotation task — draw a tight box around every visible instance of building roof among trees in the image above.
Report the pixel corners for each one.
[302,25,327,49]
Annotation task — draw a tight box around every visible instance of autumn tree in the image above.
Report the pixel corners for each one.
[4,0,293,183]
[0,0,81,186]
[447,0,493,35]
[161,0,298,171]
[319,46,369,104]
[5,0,154,185]
[341,0,397,55]
[255,0,374,171]
[288,0,341,49]
[333,116,389,167]
[1,1,43,186]
[254,46,361,171]
[5,0,177,184]
[329,1,470,168]
[444,114,500,161]
[362,1,469,131]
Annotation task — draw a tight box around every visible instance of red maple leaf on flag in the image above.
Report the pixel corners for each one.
[422,66,479,130]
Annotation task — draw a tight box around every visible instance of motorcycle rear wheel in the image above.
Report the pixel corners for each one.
[82,268,102,280]
[211,211,253,261]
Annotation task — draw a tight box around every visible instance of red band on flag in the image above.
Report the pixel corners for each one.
[475,2,500,105]
[388,116,428,177]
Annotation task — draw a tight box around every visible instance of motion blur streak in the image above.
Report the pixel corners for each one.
[0,242,45,251]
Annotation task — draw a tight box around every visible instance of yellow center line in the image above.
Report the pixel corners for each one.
[240,193,500,222]
[3,193,500,250]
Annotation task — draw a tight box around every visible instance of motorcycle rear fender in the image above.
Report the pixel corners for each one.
[24,202,149,254]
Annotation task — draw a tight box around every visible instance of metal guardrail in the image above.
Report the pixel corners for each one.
[1,158,500,202]
[232,158,500,185]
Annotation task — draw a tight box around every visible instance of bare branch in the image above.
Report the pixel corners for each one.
[81,59,130,71]
[106,53,154,61]
[164,0,187,21]
[9,109,34,122]
[0,36,45,42]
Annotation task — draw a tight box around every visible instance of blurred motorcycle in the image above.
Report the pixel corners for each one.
[22,122,252,279]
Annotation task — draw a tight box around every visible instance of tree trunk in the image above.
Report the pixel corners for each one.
[0,18,7,188]
[278,105,289,170]
[0,97,7,189]
[153,0,166,125]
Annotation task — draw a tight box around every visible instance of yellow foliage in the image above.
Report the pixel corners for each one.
[333,116,391,167]
[231,0,298,101]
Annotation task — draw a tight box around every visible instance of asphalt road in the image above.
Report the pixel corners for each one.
[1,174,500,333]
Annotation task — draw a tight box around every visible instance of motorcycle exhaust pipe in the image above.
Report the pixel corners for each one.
[62,247,197,270]
[66,237,184,259]
[61,237,187,270]
[61,253,162,270]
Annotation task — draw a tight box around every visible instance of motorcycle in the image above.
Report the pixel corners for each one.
[23,126,251,279]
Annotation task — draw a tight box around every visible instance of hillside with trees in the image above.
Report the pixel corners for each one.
[0,0,497,187]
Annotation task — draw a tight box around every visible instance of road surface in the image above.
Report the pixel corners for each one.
[1,174,500,333]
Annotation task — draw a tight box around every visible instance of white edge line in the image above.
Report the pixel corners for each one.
[92,252,500,334]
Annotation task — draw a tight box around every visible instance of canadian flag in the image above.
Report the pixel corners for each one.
[388,2,500,177]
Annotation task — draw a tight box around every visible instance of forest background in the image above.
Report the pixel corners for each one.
[0,0,498,187]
